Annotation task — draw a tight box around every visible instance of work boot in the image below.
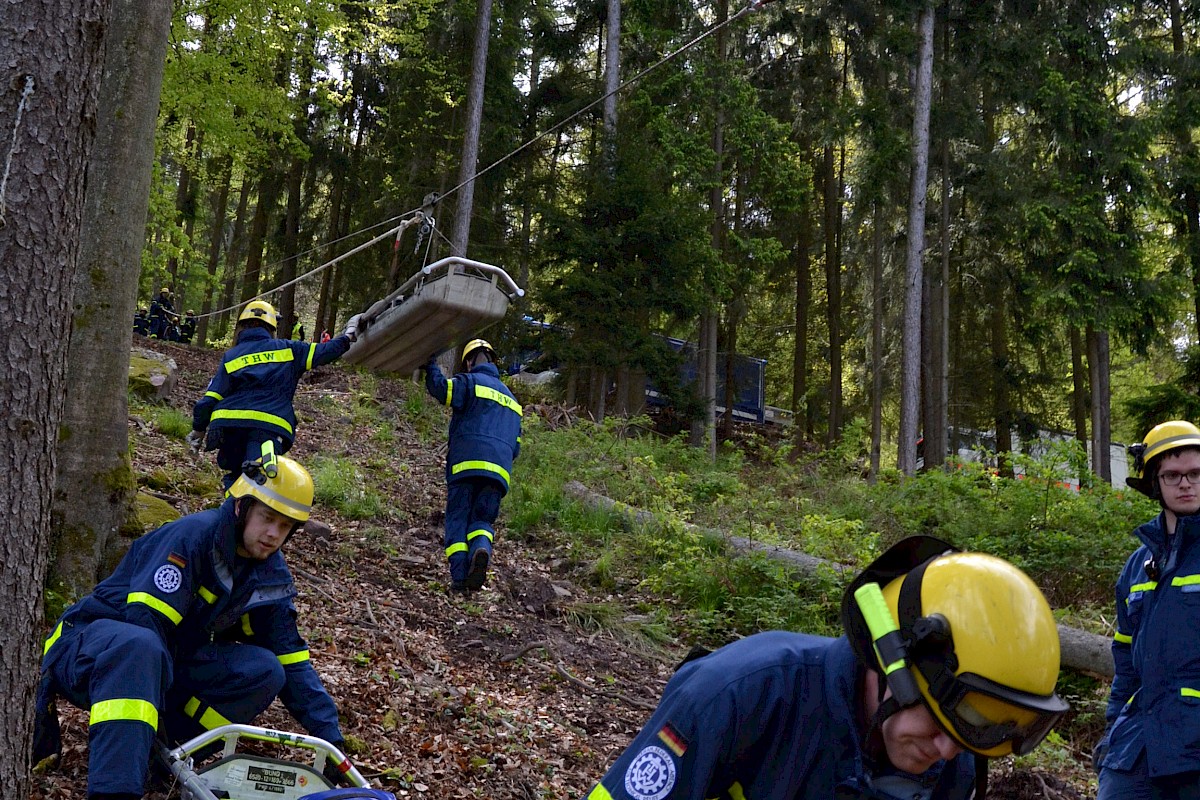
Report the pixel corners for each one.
[449,580,470,595]
[466,549,489,591]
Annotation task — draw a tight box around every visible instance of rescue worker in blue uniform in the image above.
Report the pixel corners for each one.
[33,457,347,800]
[133,307,150,337]
[587,536,1068,800]
[1096,420,1200,799]
[188,299,361,490]
[424,338,522,592]
[179,310,197,344]
[148,286,176,339]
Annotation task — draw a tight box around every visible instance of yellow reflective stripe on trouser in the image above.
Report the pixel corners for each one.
[278,649,310,666]
[587,785,614,800]
[184,696,231,730]
[127,592,183,625]
[43,621,64,656]
[445,378,454,406]
[205,390,224,401]
[241,613,254,636]
[451,460,510,485]
[468,529,494,542]
[1114,631,1132,645]
[727,782,747,800]
[210,408,294,435]
[90,698,159,729]
[306,343,316,370]
[226,348,295,373]
[446,542,468,557]
[474,384,523,416]
[1184,688,1200,699]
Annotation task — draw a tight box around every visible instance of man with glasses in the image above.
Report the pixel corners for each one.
[586,536,1068,800]
[1097,420,1200,798]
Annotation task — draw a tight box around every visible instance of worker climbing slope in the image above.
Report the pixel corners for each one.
[189,299,361,490]
[424,338,522,592]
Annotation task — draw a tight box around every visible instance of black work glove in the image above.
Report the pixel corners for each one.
[322,740,350,787]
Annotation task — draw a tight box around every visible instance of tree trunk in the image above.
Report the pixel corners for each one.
[166,122,197,289]
[991,287,1013,477]
[602,0,619,171]
[898,1,935,476]
[1167,0,1200,345]
[1087,325,1112,483]
[0,1,111,792]
[240,168,283,304]
[792,204,812,445]
[450,0,493,256]
[213,174,253,341]
[196,157,233,347]
[1070,325,1089,446]
[869,202,885,481]
[823,143,842,444]
[51,0,171,600]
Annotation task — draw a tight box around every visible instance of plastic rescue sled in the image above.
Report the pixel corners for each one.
[343,256,524,375]
[154,723,395,800]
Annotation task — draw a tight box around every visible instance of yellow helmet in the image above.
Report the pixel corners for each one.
[842,536,1068,758]
[461,338,496,370]
[160,286,171,295]
[1126,420,1200,498]
[228,455,313,522]
[238,300,279,331]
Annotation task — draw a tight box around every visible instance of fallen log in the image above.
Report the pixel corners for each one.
[563,480,1114,678]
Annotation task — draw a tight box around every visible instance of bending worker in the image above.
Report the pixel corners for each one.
[1096,420,1200,798]
[587,536,1068,800]
[424,339,522,592]
[33,457,348,800]
[189,299,361,490]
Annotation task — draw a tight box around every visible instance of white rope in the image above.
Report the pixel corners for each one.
[0,76,35,228]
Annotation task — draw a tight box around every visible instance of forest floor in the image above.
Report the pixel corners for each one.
[30,337,1087,800]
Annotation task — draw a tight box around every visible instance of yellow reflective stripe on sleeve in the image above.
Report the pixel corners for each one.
[450,460,510,484]
[226,348,295,373]
[1172,575,1200,587]
[446,543,468,557]
[241,614,254,636]
[90,698,159,729]
[306,343,316,370]
[1114,631,1132,645]
[474,385,523,416]
[197,586,217,604]
[278,650,311,666]
[210,408,294,435]
[467,529,494,542]
[587,784,614,800]
[43,621,64,656]
[204,391,223,401]
[445,378,454,406]
[127,592,183,625]
[1183,688,1200,699]
[1129,581,1158,594]
[727,782,747,800]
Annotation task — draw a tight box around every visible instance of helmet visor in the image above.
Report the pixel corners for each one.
[922,668,1069,756]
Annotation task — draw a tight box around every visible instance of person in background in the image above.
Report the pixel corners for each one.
[33,458,350,800]
[179,310,197,344]
[423,339,522,592]
[188,299,360,490]
[148,287,176,339]
[1096,420,1200,798]
[291,315,306,342]
[586,536,1068,800]
[133,308,150,337]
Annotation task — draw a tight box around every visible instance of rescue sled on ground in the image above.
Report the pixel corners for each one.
[343,256,524,375]
[154,723,394,800]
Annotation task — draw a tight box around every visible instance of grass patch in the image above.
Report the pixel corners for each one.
[310,455,386,519]
[147,405,193,439]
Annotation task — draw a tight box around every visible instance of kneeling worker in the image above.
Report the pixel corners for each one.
[587,536,1069,800]
[34,457,348,800]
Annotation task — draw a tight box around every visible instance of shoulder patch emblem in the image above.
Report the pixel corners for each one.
[154,564,184,594]
[624,745,676,800]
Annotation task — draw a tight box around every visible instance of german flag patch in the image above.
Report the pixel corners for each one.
[657,721,688,757]
[167,552,187,569]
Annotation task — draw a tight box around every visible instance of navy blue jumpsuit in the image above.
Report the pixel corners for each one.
[1097,511,1200,798]
[193,327,351,488]
[588,632,976,800]
[39,499,342,797]
[424,361,522,583]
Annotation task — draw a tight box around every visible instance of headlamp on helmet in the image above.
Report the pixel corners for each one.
[843,536,1069,758]
[228,455,313,522]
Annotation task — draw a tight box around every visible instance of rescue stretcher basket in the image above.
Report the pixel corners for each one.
[343,256,524,374]
[153,723,386,800]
